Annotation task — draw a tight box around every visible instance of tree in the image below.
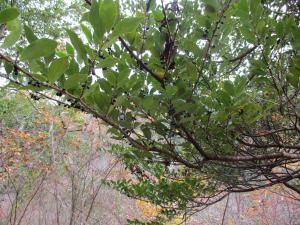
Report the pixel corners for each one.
[0,0,82,39]
[0,89,144,224]
[0,0,300,222]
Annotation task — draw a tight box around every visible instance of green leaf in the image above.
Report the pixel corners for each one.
[216,90,231,106]
[1,19,22,48]
[116,96,129,107]
[240,26,256,44]
[111,17,144,37]
[4,61,13,74]
[235,76,248,96]
[98,79,111,93]
[20,38,57,60]
[204,0,219,13]
[89,0,105,42]
[67,58,79,75]
[99,0,119,32]
[142,96,154,111]
[94,92,110,111]
[47,57,69,83]
[181,39,202,57]
[235,0,249,22]
[249,0,263,23]
[165,86,178,96]
[64,74,88,90]
[141,125,152,139]
[80,23,93,43]
[24,25,37,43]
[256,20,265,33]
[66,29,87,62]
[98,57,119,68]
[81,12,89,22]
[292,28,300,50]
[286,74,299,88]
[66,42,74,56]
[0,8,19,23]
[216,111,228,122]
[223,80,235,96]
[275,22,284,38]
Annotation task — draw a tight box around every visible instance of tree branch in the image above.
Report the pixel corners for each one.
[118,37,165,88]
[215,45,257,63]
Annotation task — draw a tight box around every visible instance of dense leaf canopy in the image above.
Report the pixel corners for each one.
[0,0,300,222]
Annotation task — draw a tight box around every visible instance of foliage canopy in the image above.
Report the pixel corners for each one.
[1,0,300,222]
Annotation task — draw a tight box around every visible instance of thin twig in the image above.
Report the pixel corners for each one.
[221,194,230,225]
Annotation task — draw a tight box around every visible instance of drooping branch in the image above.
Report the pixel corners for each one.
[0,52,202,169]
[0,53,144,151]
